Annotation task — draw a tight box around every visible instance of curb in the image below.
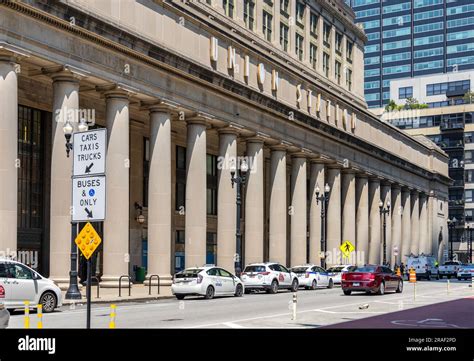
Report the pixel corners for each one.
[62,295,175,306]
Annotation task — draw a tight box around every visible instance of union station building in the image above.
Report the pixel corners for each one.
[0,0,450,288]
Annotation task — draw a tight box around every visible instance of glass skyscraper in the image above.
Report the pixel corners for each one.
[346,0,474,108]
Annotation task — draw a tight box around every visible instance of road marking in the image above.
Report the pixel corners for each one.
[222,322,245,328]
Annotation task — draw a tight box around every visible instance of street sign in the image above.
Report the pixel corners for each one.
[73,128,107,177]
[75,222,102,260]
[393,246,399,256]
[340,240,355,258]
[72,175,106,222]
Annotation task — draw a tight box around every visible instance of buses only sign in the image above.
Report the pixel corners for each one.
[72,175,106,222]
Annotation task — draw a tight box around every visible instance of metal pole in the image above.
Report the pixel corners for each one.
[235,174,242,277]
[66,222,82,300]
[450,225,454,261]
[382,212,386,265]
[469,227,472,264]
[86,258,91,329]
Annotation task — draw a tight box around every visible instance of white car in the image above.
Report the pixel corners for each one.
[291,265,334,289]
[457,265,474,280]
[172,265,244,300]
[0,259,62,313]
[241,262,299,294]
[327,265,355,284]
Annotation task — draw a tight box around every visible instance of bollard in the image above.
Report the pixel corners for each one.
[37,304,43,329]
[447,279,450,295]
[24,301,30,329]
[292,293,297,321]
[109,304,116,329]
[396,267,401,277]
[413,283,416,302]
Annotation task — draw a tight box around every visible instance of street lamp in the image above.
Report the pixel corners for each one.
[230,159,248,276]
[379,200,391,266]
[64,119,88,300]
[316,183,330,269]
[447,217,457,261]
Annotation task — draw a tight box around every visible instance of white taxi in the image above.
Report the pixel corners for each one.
[327,265,355,284]
[240,262,299,294]
[0,259,62,313]
[291,265,334,289]
[171,265,244,300]
[457,265,474,280]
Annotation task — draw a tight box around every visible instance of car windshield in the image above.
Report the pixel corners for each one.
[175,268,203,278]
[244,265,266,273]
[292,267,309,273]
[327,267,344,272]
[352,266,377,273]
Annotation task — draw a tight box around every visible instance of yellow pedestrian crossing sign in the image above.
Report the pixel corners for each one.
[75,222,102,260]
[340,241,355,257]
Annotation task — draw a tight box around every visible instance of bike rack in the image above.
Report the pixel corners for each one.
[118,275,131,297]
[90,276,100,299]
[148,274,160,296]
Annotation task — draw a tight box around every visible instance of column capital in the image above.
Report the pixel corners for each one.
[142,99,180,114]
[217,123,243,135]
[186,112,214,126]
[391,184,402,190]
[341,168,356,175]
[269,140,293,152]
[290,148,314,159]
[31,64,89,82]
[309,154,333,164]
[368,176,382,183]
[411,189,421,196]
[96,83,137,100]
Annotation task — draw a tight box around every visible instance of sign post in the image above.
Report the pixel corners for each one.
[70,128,107,326]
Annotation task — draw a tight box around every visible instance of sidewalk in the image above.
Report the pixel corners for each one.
[61,284,174,305]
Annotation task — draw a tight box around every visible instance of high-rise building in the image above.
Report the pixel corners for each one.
[347,0,474,108]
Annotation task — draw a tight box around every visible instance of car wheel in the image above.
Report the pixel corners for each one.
[396,280,403,293]
[327,279,334,289]
[290,279,298,292]
[269,279,279,294]
[426,272,431,281]
[234,284,243,297]
[175,294,185,300]
[204,286,215,300]
[458,277,461,281]
[377,282,385,295]
[39,291,57,313]
[343,290,352,295]
[311,280,318,290]
[436,274,440,280]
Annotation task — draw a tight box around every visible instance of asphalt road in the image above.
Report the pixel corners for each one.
[7,279,474,329]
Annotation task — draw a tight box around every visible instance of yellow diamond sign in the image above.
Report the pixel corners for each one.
[75,222,102,260]
[340,240,355,258]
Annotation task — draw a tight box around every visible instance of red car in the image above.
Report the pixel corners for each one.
[341,265,403,295]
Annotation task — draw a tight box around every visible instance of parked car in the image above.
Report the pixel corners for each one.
[438,261,463,279]
[171,265,244,300]
[0,303,9,329]
[291,265,334,289]
[327,265,355,284]
[457,265,474,280]
[341,265,403,295]
[0,258,62,313]
[241,262,299,294]
[406,255,438,280]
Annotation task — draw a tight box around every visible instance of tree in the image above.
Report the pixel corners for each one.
[464,91,474,104]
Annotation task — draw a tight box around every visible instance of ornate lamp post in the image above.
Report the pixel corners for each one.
[65,118,88,300]
[316,183,330,269]
[379,200,391,266]
[230,159,248,276]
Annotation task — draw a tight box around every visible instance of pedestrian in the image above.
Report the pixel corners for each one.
[400,262,405,279]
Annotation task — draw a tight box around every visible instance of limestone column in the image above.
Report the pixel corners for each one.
[49,72,79,287]
[290,155,307,266]
[217,128,237,272]
[309,162,325,265]
[368,178,381,264]
[145,105,173,287]
[244,138,265,265]
[341,170,356,260]
[326,166,341,267]
[391,185,402,266]
[381,182,392,265]
[185,118,207,268]
[0,54,18,258]
[401,188,411,263]
[269,146,287,265]
[410,191,420,256]
[102,90,130,287]
[356,175,369,265]
[418,194,429,255]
